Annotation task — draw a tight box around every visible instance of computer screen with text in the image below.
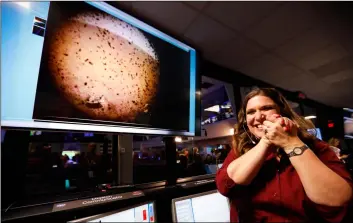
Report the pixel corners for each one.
[172,190,230,222]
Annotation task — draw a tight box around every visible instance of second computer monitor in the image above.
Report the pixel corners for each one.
[172,190,230,222]
[70,201,156,222]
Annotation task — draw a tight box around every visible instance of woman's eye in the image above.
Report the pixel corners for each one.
[246,111,255,115]
[263,106,275,111]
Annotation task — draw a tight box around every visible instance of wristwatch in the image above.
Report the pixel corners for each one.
[286,144,309,157]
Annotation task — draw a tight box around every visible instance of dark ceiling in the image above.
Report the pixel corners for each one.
[113,1,353,108]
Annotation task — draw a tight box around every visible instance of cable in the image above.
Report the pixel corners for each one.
[242,124,256,145]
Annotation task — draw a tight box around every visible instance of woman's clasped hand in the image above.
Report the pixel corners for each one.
[260,114,302,152]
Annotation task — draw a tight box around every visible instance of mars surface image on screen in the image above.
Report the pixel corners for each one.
[33,1,191,131]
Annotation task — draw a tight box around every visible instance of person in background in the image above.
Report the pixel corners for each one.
[86,142,100,165]
[340,149,353,167]
[328,137,341,158]
[216,88,352,223]
[331,139,353,177]
[340,152,350,162]
[192,147,199,155]
[188,147,197,163]
[61,154,69,168]
[179,153,188,170]
[215,149,222,163]
[188,151,207,176]
[328,137,351,161]
[330,145,341,159]
[204,154,214,165]
[217,144,231,163]
[178,148,189,164]
[176,150,188,177]
[183,148,189,160]
[328,137,341,148]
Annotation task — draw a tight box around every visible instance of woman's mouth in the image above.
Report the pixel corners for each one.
[254,124,264,131]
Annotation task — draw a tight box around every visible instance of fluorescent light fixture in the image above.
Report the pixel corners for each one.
[343,108,353,112]
[344,117,353,122]
[16,2,30,9]
[175,137,182,143]
[221,105,231,109]
[304,116,316,120]
[204,105,220,113]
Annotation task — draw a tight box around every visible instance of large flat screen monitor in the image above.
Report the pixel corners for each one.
[172,190,230,222]
[344,108,353,139]
[70,201,156,222]
[1,1,198,136]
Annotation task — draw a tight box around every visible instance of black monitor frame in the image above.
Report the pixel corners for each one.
[1,1,201,137]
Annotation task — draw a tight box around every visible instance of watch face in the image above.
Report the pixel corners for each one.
[294,147,303,155]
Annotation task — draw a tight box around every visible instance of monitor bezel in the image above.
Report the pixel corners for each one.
[1,1,200,137]
[171,190,230,222]
[344,108,353,139]
[69,200,157,222]
[1,120,195,136]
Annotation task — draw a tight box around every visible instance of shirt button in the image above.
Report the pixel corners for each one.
[273,192,277,197]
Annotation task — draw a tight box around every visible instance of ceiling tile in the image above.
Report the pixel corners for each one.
[268,67,308,91]
[274,27,334,62]
[205,35,265,69]
[184,1,208,11]
[131,2,198,35]
[283,71,353,107]
[245,2,322,49]
[283,73,325,93]
[315,84,353,107]
[326,24,353,54]
[310,55,353,78]
[322,68,353,84]
[237,53,332,100]
[278,73,334,106]
[305,3,353,54]
[332,79,353,91]
[112,1,133,11]
[294,44,349,70]
[204,1,282,31]
[237,54,289,79]
[184,14,236,54]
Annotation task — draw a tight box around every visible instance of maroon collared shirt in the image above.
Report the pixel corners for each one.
[216,140,353,223]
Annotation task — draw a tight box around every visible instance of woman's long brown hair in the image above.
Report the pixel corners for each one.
[233,88,316,156]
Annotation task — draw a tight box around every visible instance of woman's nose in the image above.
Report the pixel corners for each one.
[254,111,265,121]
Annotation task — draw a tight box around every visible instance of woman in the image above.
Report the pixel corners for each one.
[328,137,341,148]
[328,137,349,160]
[216,88,353,222]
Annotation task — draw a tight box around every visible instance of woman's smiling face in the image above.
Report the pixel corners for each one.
[245,95,279,138]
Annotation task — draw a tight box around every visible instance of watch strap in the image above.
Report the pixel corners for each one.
[287,144,309,158]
